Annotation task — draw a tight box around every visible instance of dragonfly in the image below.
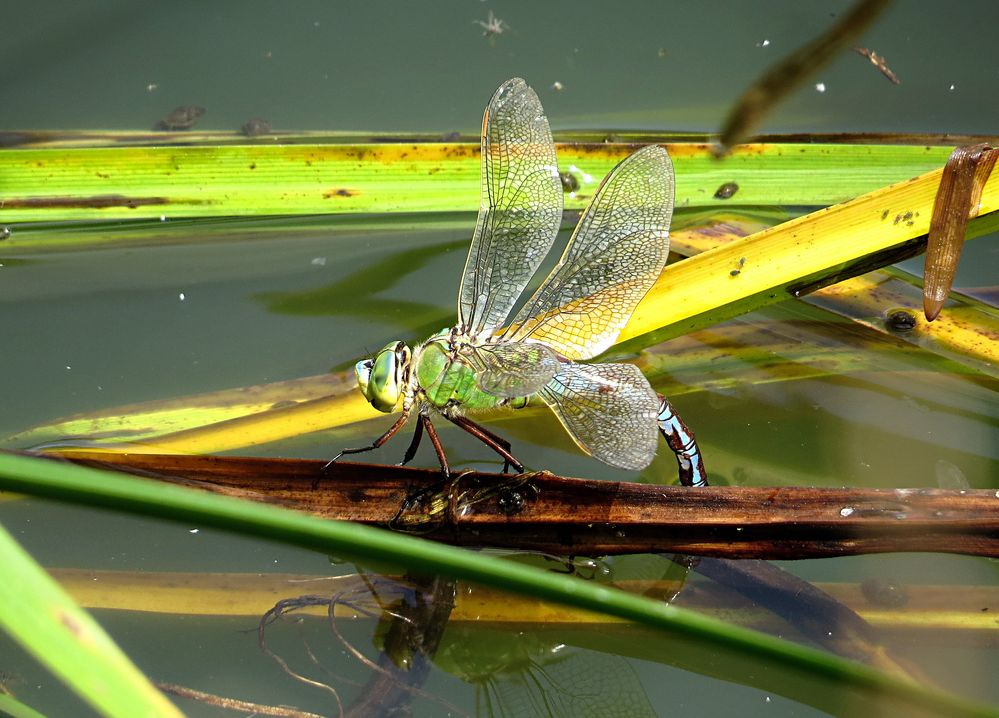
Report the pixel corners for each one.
[334,78,705,487]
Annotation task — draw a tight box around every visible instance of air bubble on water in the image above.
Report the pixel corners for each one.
[936,459,970,490]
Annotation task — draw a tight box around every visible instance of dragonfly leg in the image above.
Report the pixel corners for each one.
[446,415,524,473]
[657,395,708,487]
[397,413,425,466]
[419,414,451,478]
[323,410,410,473]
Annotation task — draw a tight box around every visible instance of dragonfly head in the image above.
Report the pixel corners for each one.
[356,341,411,413]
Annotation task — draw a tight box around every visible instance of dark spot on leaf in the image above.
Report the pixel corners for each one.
[714,182,739,199]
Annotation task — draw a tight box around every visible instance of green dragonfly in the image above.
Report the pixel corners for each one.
[335,78,705,486]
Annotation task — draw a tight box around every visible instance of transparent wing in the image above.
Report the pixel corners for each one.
[460,341,560,398]
[501,144,674,360]
[458,78,563,339]
[539,361,660,471]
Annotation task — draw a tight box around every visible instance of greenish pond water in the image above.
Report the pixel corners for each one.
[1,213,996,717]
[2,1,999,716]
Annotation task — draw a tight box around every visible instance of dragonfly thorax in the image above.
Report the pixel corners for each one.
[356,340,412,413]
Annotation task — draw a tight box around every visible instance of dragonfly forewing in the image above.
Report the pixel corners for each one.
[539,361,660,471]
[458,78,563,338]
[502,144,674,359]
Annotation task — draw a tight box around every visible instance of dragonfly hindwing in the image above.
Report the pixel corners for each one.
[468,341,560,398]
[539,361,660,470]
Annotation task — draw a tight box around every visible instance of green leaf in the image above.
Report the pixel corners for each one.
[0,519,182,717]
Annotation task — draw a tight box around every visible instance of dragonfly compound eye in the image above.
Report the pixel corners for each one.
[362,341,409,412]
[354,359,374,398]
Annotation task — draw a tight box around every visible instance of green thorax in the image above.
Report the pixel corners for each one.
[413,333,503,412]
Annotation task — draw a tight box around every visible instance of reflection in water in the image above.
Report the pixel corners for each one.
[254,565,680,717]
[437,628,657,718]
[257,573,462,717]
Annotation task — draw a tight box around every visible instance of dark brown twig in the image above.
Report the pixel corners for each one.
[52,451,999,559]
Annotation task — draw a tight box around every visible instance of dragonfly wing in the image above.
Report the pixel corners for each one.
[464,341,560,398]
[503,144,674,359]
[458,78,563,338]
[539,361,660,471]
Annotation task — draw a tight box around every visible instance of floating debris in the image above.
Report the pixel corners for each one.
[153,105,205,131]
[240,118,272,137]
[815,82,827,93]
[884,309,917,333]
[475,10,507,39]
[853,46,900,84]
[559,170,579,193]
[551,80,564,92]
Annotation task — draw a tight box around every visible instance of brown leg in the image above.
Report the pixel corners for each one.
[420,414,450,478]
[398,414,425,466]
[323,410,410,473]
[446,415,524,473]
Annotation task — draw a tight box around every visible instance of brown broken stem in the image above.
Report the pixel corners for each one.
[924,143,999,320]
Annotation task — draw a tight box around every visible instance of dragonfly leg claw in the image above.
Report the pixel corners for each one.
[446,414,524,474]
[323,411,412,475]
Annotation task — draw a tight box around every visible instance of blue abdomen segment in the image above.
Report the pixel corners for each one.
[657,396,707,487]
